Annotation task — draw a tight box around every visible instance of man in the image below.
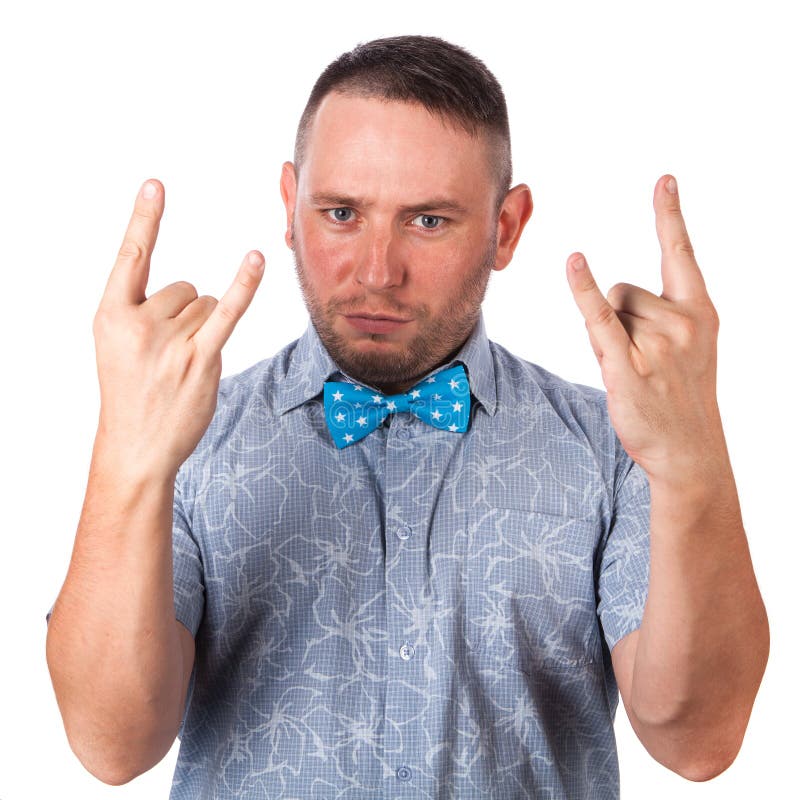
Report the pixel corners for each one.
[46,36,768,799]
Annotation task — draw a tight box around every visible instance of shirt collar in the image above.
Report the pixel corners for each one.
[274,309,497,417]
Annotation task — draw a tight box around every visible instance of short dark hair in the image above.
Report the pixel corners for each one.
[294,35,512,210]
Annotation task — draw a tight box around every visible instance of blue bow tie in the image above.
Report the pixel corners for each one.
[323,364,471,449]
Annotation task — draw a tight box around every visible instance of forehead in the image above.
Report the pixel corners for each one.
[299,92,494,203]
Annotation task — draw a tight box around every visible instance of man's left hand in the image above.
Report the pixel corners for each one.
[567,175,723,484]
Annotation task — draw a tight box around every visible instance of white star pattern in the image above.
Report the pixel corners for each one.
[326,365,470,446]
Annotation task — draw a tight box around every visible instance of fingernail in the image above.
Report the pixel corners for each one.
[572,256,586,271]
[142,181,157,199]
[248,252,264,271]
[666,177,678,195]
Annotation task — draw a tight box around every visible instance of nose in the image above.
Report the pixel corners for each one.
[354,223,404,291]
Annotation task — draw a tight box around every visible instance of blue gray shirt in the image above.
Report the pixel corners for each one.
[169,311,650,799]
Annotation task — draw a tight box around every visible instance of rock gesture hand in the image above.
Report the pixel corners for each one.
[93,180,265,477]
[567,175,723,484]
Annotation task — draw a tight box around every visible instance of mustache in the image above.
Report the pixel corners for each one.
[326,296,427,318]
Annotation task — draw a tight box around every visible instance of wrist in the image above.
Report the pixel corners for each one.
[646,453,743,538]
[645,448,732,495]
[639,406,730,489]
[91,428,179,490]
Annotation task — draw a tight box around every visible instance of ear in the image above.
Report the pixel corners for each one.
[279,161,298,250]
[493,183,533,271]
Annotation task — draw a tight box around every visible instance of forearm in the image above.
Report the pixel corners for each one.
[46,434,185,782]
[627,448,769,773]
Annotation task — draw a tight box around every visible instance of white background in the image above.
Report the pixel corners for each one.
[1,0,797,796]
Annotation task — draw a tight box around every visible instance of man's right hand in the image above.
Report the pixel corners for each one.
[92,179,265,478]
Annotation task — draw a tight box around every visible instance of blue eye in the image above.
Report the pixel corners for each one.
[413,214,443,230]
[327,208,354,222]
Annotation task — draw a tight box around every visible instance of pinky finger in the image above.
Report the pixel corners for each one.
[194,251,265,356]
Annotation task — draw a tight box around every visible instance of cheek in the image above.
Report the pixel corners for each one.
[410,241,484,290]
[296,225,353,286]
[405,235,469,273]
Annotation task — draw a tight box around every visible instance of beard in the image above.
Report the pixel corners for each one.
[292,231,497,393]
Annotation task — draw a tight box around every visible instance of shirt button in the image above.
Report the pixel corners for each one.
[399,642,415,661]
[396,765,412,782]
[396,427,411,440]
[396,523,412,540]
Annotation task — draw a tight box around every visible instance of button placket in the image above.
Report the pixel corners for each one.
[384,410,457,795]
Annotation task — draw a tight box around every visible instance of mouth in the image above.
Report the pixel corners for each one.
[343,314,412,334]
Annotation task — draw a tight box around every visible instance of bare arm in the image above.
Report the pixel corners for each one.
[46,446,195,784]
[45,179,264,784]
[611,463,768,780]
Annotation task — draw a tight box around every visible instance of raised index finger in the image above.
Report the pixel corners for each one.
[654,175,708,302]
[101,179,164,306]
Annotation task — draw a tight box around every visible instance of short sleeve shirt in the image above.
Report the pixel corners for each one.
[169,311,650,799]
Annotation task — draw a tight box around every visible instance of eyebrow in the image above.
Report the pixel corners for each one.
[307,192,469,216]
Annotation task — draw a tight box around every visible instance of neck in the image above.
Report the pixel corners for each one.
[375,358,465,396]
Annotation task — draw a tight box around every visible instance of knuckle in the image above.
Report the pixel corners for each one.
[215,297,238,324]
[132,207,158,226]
[665,201,682,215]
[593,302,618,328]
[671,302,719,344]
[93,305,130,338]
[577,273,599,294]
[193,334,220,365]
[172,280,198,300]
[651,331,673,357]
[117,238,145,262]
[92,306,110,333]
[236,270,259,291]
[707,304,720,333]
[629,346,652,377]
[95,306,153,352]
[672,314,698,348]
[606,282,630,309]
[672,238,695,260]
[126,312,153,345]
[694,297,720,331]
[189,295,218,320]
[164,338,191,373]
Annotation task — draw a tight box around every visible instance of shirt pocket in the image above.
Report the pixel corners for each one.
[464,506,603,674]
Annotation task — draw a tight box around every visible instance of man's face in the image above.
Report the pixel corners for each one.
[281,93,517,394]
